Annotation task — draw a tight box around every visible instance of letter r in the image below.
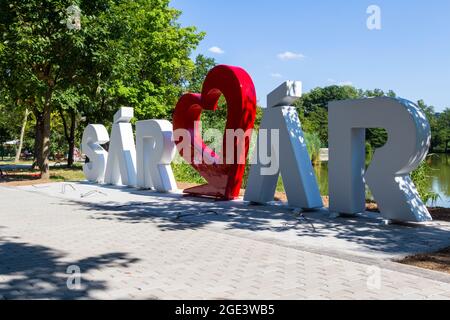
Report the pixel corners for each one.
[328,97,432,222]
[136,120,177,192]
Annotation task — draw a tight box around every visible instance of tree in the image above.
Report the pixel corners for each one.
[295,85,360,146]
[53,87,87,166]
[87,0,205,122]
[416,100,440,152]
[436,109,450,153]
[14,108,30,162]
[0,0,204,176]
[187,55,217,93]
[295,86,439,152]
[0,0,90,178]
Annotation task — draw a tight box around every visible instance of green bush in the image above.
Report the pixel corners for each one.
[411,156,439,205]
[304,132,322,163]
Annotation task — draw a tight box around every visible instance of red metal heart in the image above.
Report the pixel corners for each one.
[173,65,257,200]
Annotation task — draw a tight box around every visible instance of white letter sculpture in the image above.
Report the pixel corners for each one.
[245,81,323,209]
[82,124,109,183]
[328,97,432,222]
[136,120,177,192]
[104,107,137,187]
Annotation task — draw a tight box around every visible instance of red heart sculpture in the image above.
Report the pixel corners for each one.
[173,65,257,200]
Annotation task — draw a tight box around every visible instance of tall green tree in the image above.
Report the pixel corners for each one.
[89,0,205,121]
[0,0,204,175]
[187,54,217,93]
[436,109,450,153]
[295,85,360,146]
[0,0,90,177]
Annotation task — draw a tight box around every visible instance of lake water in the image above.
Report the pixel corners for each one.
[428,154,450,208]
[313,154,450,208]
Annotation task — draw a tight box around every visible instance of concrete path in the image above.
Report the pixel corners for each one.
[0,182,449,300]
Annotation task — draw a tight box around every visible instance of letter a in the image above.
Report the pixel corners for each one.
[245,81,323,209]
[104,107,137,187]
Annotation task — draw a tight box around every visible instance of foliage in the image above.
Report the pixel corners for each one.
[411,156,440,205]
[95,0,205,121]
[413,101,449,153]
[295,85,360,146]
[434,109,450,153]
[172,163,205,185]
[304,132,322,163]
[0,0,205,175]
[186,55,217,93]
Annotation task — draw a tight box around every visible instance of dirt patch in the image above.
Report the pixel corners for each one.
[428,207,450,222]
[177,182,203,191]
[361,203,450,222]
[399,247,450,274]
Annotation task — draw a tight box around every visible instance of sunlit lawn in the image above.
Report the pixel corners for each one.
[0,160,287,191]
[49,165,85,182]
[0,160,85,183]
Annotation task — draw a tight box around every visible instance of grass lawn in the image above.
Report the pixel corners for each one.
[0,161,85,185]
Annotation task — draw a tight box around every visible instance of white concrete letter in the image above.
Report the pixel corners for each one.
[104,107,137,187]
[244,81,323,209]
[328,97,432,222]
[136,120,177,192]
[82,124,109,183]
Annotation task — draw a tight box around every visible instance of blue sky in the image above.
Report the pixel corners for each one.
[170,0,450,111]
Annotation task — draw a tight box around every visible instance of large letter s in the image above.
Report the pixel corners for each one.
[82,124,109,183]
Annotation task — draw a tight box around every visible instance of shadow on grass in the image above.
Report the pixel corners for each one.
[0,235,139,299]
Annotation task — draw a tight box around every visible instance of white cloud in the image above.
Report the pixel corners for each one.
[271,73,283,78]
[277,51,305,61]
[208,46,225,55]
[327,78,353,86]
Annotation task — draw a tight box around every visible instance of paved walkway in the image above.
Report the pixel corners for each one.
[0,182,450,300]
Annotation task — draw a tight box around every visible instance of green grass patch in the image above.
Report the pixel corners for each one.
[171,162,206,185]
[49,164,85,182]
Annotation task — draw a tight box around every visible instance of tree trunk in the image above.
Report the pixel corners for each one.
[40,102,51,179]
[67,109,76,167]
[32,111,44,170]
[58,107,77,168]
[15,108,29,163]
[38,88,53,180]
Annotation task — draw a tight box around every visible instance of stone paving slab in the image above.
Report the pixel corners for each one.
[0,182,449,300]
[16,182,450,260]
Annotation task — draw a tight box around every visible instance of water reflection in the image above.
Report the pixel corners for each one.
[428,154,450,208]
[313,154,450,208]
[313,161,328,196]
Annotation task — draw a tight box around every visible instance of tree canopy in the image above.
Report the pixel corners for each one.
[0,0,205,174]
